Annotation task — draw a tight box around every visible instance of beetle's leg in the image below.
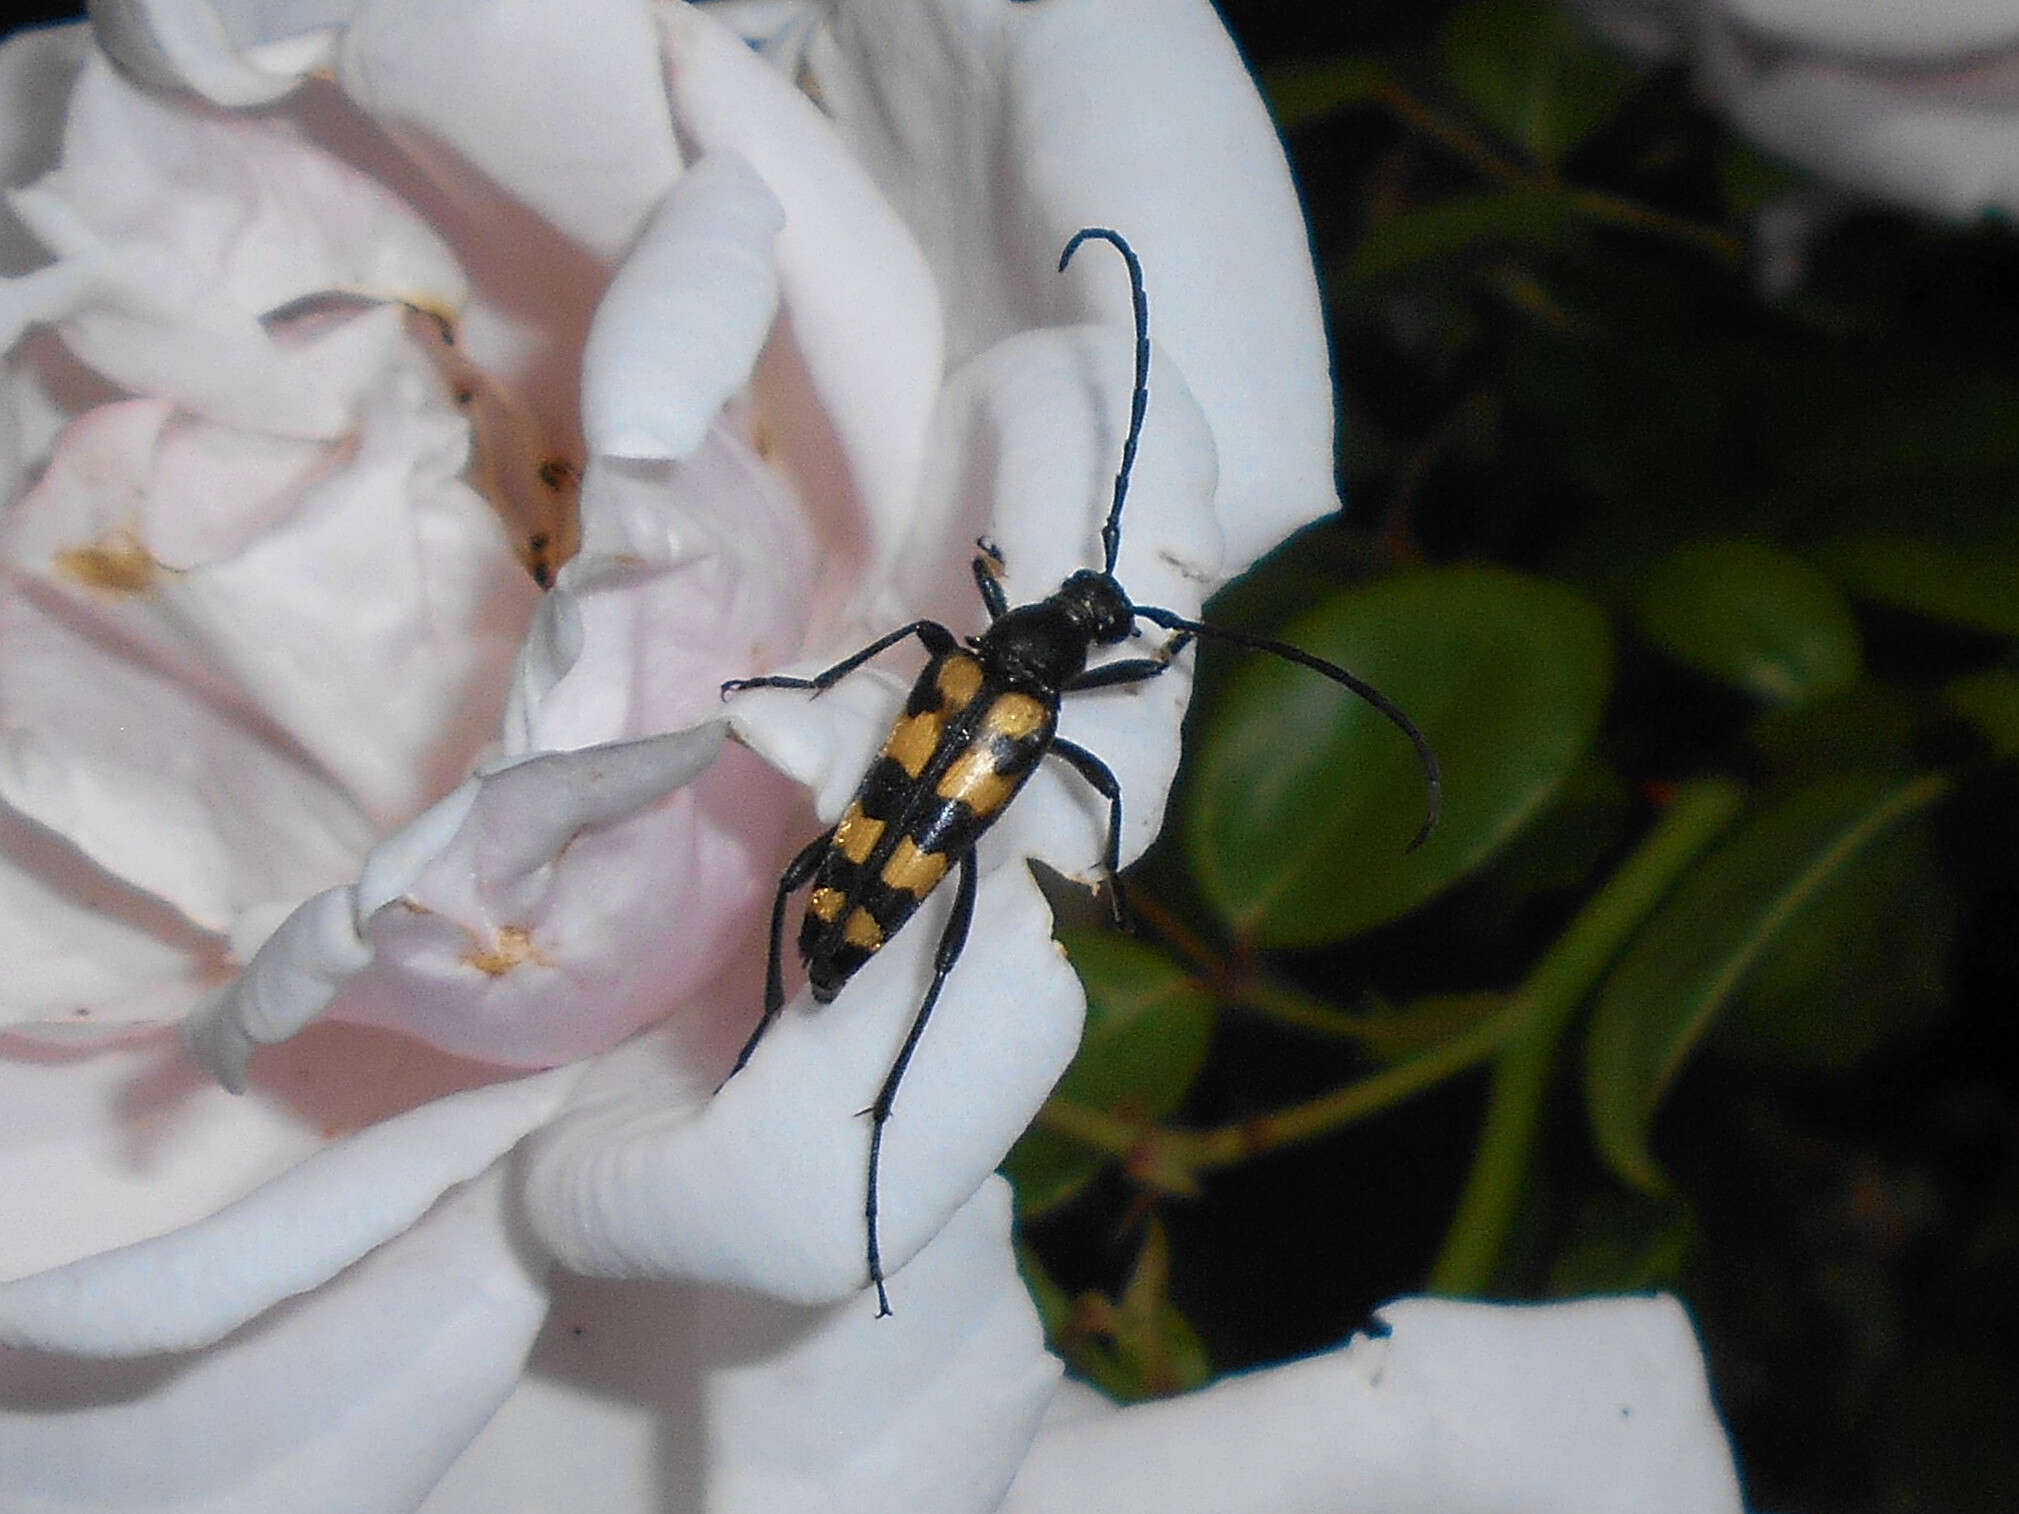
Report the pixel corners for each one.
[864,846,979,1316]
[971,540,1009,621]
[725,828,833,1080]
[721,621,959,697]
[1048,736,1127,924]
[1063,629,1193,691]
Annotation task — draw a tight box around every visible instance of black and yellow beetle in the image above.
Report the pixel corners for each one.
[722,228,1440,1314]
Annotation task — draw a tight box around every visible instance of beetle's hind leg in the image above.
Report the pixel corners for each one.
[1048,736,1128,924]
[864,847,979,1316]
[721,620,958,698]
[726,827,833,1081]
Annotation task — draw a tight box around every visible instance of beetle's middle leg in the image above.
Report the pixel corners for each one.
[864,846,979,1316]
[721,620,958,697]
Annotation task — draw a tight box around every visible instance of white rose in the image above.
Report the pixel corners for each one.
[0,3,1746,1510]
[1575,0,2019,220]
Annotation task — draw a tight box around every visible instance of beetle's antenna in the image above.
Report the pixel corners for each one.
[1133,603,1443,851]
[1059,228,1149,577]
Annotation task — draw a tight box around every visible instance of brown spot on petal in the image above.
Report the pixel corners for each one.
[56,527,160,595]
[463,923,547,977]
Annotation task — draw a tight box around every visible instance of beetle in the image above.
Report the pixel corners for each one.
[721,228,1440,1315]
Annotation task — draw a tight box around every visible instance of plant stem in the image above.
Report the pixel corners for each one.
[1426,778,1743,1295]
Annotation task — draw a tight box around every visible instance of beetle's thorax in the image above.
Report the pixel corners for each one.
[974,571,1135,691]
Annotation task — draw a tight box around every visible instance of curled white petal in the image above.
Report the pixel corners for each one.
[421,1181,1059,1514]
[1002,1295,1745,1514]
[89,0,342,107]
[0,1168,550,1514]
[0,1061,571,1356]
[181,885,367,1092]
[339,0,681,260]
[810,0,1333,570]
[662,0,945,607]
[521,866,1083,1303]
[581,150,784,461]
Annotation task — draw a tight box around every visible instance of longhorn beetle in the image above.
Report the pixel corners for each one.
[721,228,1441,1315]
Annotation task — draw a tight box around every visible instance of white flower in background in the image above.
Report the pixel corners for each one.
[1575,0,2019,220]
[0,2,1747,1510]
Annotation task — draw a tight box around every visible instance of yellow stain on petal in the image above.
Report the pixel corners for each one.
[464,924,547,977]
[55,527,159,595]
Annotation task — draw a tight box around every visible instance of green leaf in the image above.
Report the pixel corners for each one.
[1818,535,2019,639]
[1636,538,1862,702]
[1345,190,1582,284]
[1587,771,1954,1193]
[1439,0,1636,166]
[1003,931,1214,1216]
[1187,566,1613,946]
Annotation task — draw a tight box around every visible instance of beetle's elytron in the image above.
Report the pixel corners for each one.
[723,229,1440,1314]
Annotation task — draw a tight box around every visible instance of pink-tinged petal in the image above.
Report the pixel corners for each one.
[513,422,815,750]
[0,23,88,273]
[338,725,776,1066]
[0,1040,570,1355]
[89,0,342,107]
[0,804,231,1033]
[7,53,465,435]
[0,585,374,939]
[1001,1295,1745,1514]
[0,1167,549,1514]
[421,1181,1058,1514]
[521,864,1083,1304]
[1723,0,2019,60]
[580,152,784,462]
[339,0,681,261]
[152,344,536,825]
[188,720,753,1074]
[810,0,1334,571]
[661,0,945,610]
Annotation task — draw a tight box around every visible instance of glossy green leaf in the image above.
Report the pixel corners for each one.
[1714,810,1957,1076]
[1439,0,1634,165]
[1636,538,1862,702]
[1003,931,1213,1216]
[1587,771,1953,1193]
[1345,191,1581,285]
[1818,535,2019,639]
[1187,567,1612,947]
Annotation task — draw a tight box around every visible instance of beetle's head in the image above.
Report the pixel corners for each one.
[1055,569,1135,645]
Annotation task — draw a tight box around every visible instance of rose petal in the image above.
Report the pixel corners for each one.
[8,53,467,435]
[421,1179,1057,1514]
[661,0,945,613]
[1710,49,2019,219]
[0,1166,548,1514]
[0,22,89,276]
[0,804,230,1032]
[580,151,784,462]
[339,0,681,261]
[809,0,1335,570]
[1001,1295,1745,1514]
[1722,0,2019,60]
[0,581,374,939]
[521,864,1083,1304]
[88,0,343,108]
[0,1031,570,1354]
